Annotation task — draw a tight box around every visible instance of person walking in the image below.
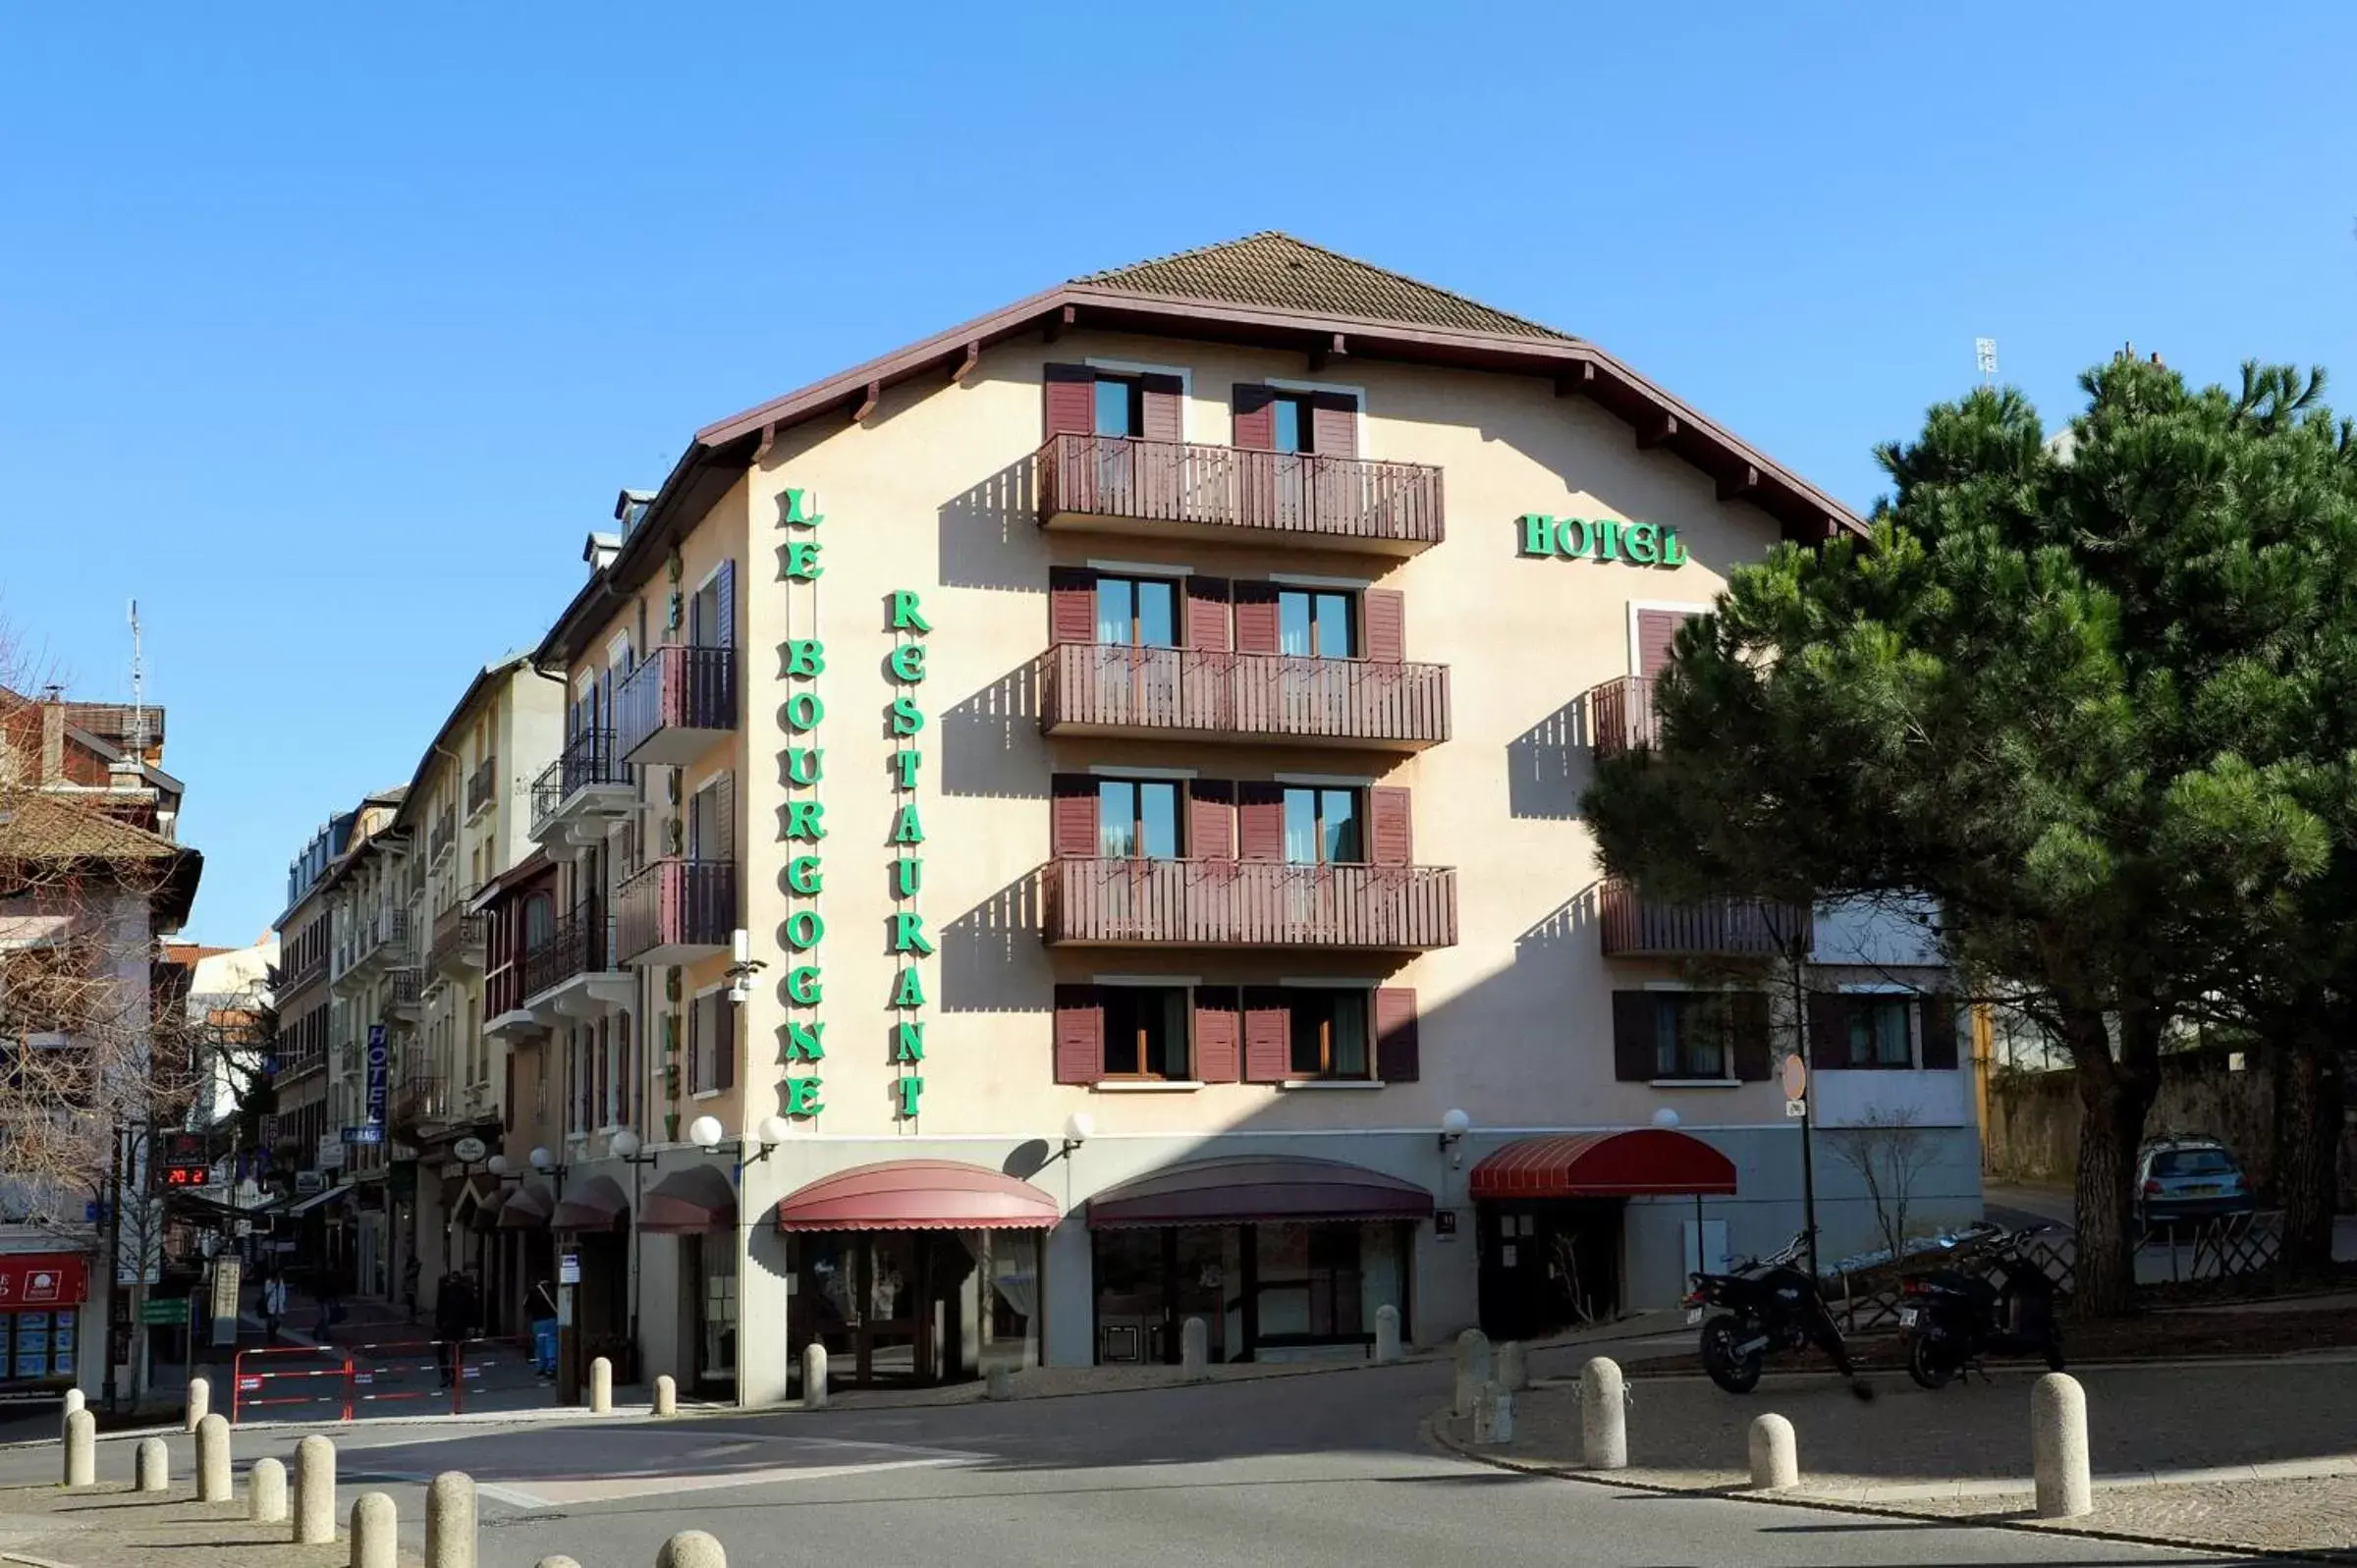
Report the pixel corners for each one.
[528,1280,558,1379]
[434,1270,473,1390]
[259,1272,287,1341]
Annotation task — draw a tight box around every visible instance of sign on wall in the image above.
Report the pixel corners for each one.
[1517,513,1687,568]
[364,1024,389,1129]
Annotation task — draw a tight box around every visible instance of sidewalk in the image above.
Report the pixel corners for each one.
[0,1483,387,1568]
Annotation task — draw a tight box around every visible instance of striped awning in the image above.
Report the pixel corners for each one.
[774,1162,1058,1232]
[497,1181,554,1231]
[1086,1155,1434,1229]
[550,1174,631,1233]
[1469,1130,1736,1201]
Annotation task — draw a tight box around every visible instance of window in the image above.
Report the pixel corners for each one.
[1271,393,1315,454]
[1653,993,1732,1079]
[1101,987,1189,1079]
[689,575,723,648]
[1093,376,1140,438]
[1842,997,1913,1067]
[1283,786,1361,864]
[1288,990,1371,1080]
[1098,779,1180,860]
[1095,575,1179,648]
[1278,589,1355,659]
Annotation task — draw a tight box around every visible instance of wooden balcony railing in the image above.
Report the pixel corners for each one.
[617,645,740,765]
[1590,676,1661,758]
[465,754,499,818]
[616,858,738,963]
[1597,880,1810,958]
[428,806,458,865]
[428,896,486,973]
[531,730,630,836]
[1043,858,1456,949]
[521,899,618,1000]
[1035,435,1445,550]
[1041,643,1450,748]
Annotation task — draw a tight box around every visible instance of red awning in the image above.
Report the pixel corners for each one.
[1470,1130,1736,1201]
[1087,1155,1435,1230]
[496,1182,554,1231]
[773,1161,1058,1232]
[640,1164,738,1234]
[0,1253,87,1308]
[550,1174,630,1233]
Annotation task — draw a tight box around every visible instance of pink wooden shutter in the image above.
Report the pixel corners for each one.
[1188,780,1235,860]
[1236,783,1286,862]
[1636,608,1692,680]
[1194,987,1240,1082]
[1232,581,1282,654]
[1309,391,1358,458]
[1140,373,1183,443]
[1242,988,1289,1082]
[1043,363,1095,438]
[1361,589,1404,663]
[1050,774,1100,858]
[1374,988,1419,1083]
[1232,384,1277,450]
[1048,567,1098,645]
[1184,576,1232,651]
[1053,984,1104,1085]
[1368,786,1412,866]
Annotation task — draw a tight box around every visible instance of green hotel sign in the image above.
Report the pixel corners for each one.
[1518,513,1687,568]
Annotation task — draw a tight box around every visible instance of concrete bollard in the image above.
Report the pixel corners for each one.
[653,1375,678,1417]
[533,1559,583,1568]
[134,1435,170,1492]
[62,1408,93,1487]
[1580,1357,1627,1471]
[1472,1381,1515,1445]
[62,1388,84,1417]
[657,1529,728,1568]
[186,1374,211,1432]
[1748,1412,1799,1489]
[295,1433,337,1544]
[249,1456,288,1523]
[1180,1316,1209,1380]
[802,1342,829,1410]
[1498,1340,1527,1392]
[985,1364,1014,1401]
[196,1412,233,1501]
[2032,1372,2092,1519]
[1374,1304,1401,1365]
[350,1489,398,1568]
[426,1470,476,1568]
[1453,1328,1492,1419]
[588,1356,613,1415]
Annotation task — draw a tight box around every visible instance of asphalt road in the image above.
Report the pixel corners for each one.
[5,1357,2285,1568]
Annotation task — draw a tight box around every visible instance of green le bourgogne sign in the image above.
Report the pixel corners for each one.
[1518,513,1686,568]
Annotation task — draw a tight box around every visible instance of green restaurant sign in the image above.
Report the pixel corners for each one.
[1518,513,1687,568]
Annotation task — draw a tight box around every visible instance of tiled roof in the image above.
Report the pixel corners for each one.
[1076,232,1574,343]
[0,787,184,861]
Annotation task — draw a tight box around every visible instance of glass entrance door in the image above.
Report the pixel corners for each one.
[794,1231,951,1387]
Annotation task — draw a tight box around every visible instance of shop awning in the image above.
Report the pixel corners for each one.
[497,1181,554,1231]
[1085,1155,1435,1230]
[640,1165,737,1234]
[1469,1130,1737,1201]
[0,1252,87,1307]
[286,1184,352,1217]
[773,1161,1058,1232]
[550,1174,630,1233]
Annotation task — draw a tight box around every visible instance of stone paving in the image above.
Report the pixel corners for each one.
[1896,1474,2357,1559]
[0,1482,389,1568]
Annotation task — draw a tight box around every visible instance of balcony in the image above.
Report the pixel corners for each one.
[616,858,737,965]
[1597,880,1810,958]
[1040,643,1449,751]
[427,897,487,976]
[280,948,328,998]
[617,644,740,766]
[384,966,423,1020]
[529,729,634,851]
[519,898,632,1019]
[428,805,458,867]
[388,1073,448,1140]
[465,754,499,821]
[1035,435,1444,556]
[1590,676,1661,759]
[340,908,410,982]
[1042,858,1456,950]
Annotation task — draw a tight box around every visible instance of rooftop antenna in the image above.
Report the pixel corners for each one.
[1974,337,1999,388]
[127,599,147,759]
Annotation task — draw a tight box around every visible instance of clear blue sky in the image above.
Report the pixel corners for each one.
[5,4,2352,946]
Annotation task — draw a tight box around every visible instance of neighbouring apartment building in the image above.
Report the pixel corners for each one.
[447,233,1980,1405]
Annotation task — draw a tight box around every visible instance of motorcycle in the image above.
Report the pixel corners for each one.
[1684,1229,1864,1395]
[1898,1225,2066,1388]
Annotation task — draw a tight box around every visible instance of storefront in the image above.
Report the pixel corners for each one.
[638,1164,738,1396]
[551,1175,630,1378]
[1084,1156,1430,1365]
[776,1161,1052,1391]
[494,1180,556,1335]
[1469,1129,1735,1339]
[0,1254,86,1392]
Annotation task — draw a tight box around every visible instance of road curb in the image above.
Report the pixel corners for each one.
[1423,1409,2357,1564]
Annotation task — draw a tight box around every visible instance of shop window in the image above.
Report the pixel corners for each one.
[1653,993,1732,1080]
[1256,1221,1363,1340]
[1287,989,1371,1080]
[1282,786,1362,864]
[1101,986,1190,1080]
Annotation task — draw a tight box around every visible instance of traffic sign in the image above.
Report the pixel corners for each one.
[1784,1098,1808,1119]
[1781,1054,1808,1100]
[139,1296,194,1325]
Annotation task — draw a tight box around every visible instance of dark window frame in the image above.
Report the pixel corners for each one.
[1099,985,1193,1081]
[1653,992,1734,1080]
[1094,572,1182,649]
[1277,587,1357,659]
[1097,777,1183,862]
[1287,988,1373,1081]
[1282,785,1364,866]
[1840,995,1915,1069]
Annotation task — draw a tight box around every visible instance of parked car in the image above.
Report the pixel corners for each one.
[2134,1137,2254,1233]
